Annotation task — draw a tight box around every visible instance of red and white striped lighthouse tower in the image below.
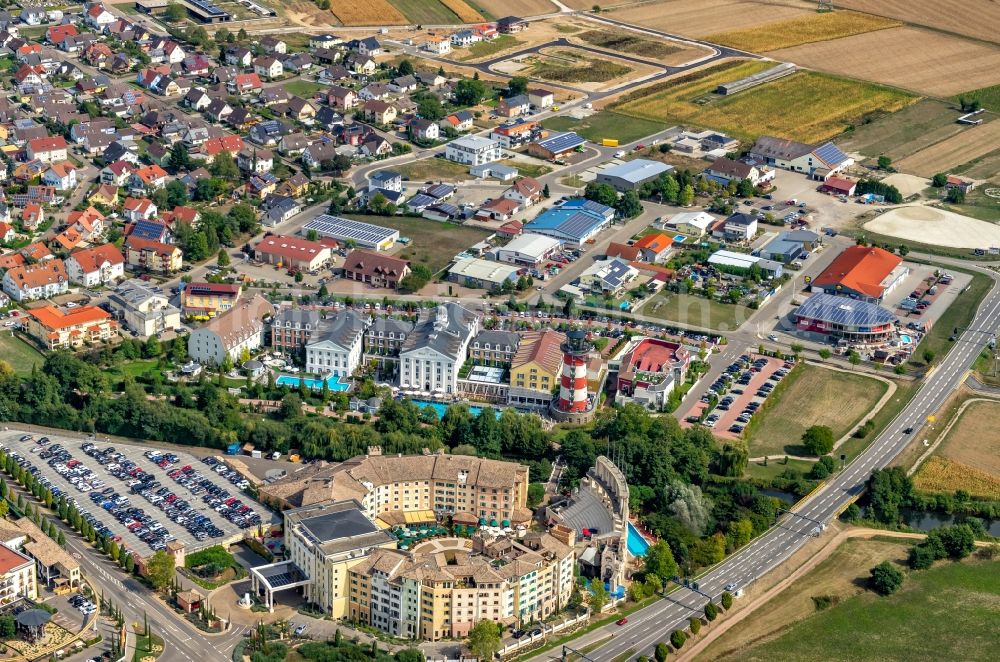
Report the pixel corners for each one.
[556,329,592,413]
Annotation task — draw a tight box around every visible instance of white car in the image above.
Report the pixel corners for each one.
[614,150,626,158]
[768,334,779,341]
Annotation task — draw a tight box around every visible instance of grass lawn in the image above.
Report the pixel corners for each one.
[714,551,999,661]
[132,632,165,661]
[397,158,471,182]
[744,457,815,481]
[910,267,991,368]
[835,377,917,463]
[638,291,751,331]
[837,99,967,162]
[459,35,523,61]
[283,80,324,98]
[345,214,490,275]
[541,112,663,144]
[704,11,900,53]
[499,159,552,178]
[0,332,44,375]
[386,0,461,25]
[107,359,161,384]
[954,83,1000,113]
[746,365,888,457]
[939,188,1000,223]
[611,62,916,144]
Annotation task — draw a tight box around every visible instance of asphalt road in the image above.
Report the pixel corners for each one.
[579,261,1000,661]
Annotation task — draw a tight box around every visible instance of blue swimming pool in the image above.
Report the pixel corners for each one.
[407,399,502,419]
[900,334,914,344]
[672,234,687,243]
[275,374,351,391]
[627,522,651,557]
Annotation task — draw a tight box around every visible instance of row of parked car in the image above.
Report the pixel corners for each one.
[701,356,793,433]
[170,456,262,530]
[69,593,97,616]
[83,443,227,545]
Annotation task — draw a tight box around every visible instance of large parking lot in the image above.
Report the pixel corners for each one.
[683,353,791,441]
[0,431,278,556]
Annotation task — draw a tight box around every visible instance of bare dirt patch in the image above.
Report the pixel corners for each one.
[835,0,1000,45]
[895,120,1000,176]
[765,27,1000,97]
[573,28,713,65]
[880,174,929,199]
[863,205,1000,248]
[607,0,814,39]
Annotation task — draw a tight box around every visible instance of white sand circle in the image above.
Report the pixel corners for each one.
[864,205,1000,249]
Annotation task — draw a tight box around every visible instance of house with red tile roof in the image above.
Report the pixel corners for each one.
[632,233,673,263]
[67,207,106,240]
[66,243,125,286]
[129,164,169,193]
[26,136,68,163]
[812,245,907,302]
[2,259,69,302]
[0,222,15,244]
[21,203,44,230]
[122,197,158,222]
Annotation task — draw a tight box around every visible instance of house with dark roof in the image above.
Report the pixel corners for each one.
[705,156,774,187]
[749,135,853,179]
[399,304,479,393]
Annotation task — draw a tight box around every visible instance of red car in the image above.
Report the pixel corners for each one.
[616,618,628,626]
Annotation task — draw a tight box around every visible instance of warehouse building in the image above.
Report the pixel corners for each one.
[526,131,586,160]
[448,258,520,291]
[812,245,907,302]
[707,250,783,278]
[526,199,614,248]
[493,233,562,267]
[255,234,332,272]
[301,215,399,251]
[596,159,672,192]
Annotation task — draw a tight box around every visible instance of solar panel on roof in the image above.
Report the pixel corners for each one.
[131,219,165,241]
[302,215,396,246]
[537,131,584,152]
[813,142,849,167]
[796,294,895,327]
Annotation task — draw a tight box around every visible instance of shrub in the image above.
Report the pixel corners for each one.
[689,617,701,635]
[869,560,904,595]
[654,642,669,661]
[908,544,938,570]
[811,594,838,611]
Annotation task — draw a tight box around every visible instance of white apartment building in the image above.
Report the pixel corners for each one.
[444,135,501,166]
[399,304,479,394]
[304,310,368,378]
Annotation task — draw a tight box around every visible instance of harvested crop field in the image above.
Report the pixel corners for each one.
[528,48,634,83]
[575,29,711,65]
[607,0,814,39]
[331,0,406,25]
[915,457,1000,500]
[705,10,900,52]
[439,0,483,22]
[837,99,972,162]
[767,27,1000,97]
[895,119,1000,176]
[937,400,1000,478]
[386,0,474,24]
[612,61,916,143]
[473,0,554,16]
[863,206,1000,249]
[835,0,1000,45]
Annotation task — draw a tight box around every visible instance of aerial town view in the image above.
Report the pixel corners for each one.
[0,0,995,660]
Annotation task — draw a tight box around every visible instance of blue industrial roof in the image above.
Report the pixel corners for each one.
[813,142,850,168]
[795,294,896,328]
[559,198,614,218]
[527,208,607,243]
[534,131,585,154]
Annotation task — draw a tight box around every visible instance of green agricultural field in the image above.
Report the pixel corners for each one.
[386,0,461,24]
[345,215,490,275]
[541,112,663,145]
[716,556,1000,662]
[0,332,44,375]
[746,365,888,457]
[638,292,751,331]
[956,83,1000,113]
[611,62,916,143]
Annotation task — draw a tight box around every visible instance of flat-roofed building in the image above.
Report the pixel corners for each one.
[445,135,501,166]
[108,279,181,337]
[302,215,399,251]
[493,233,562,267]
[596,159,672,192]
[448,257,520,292]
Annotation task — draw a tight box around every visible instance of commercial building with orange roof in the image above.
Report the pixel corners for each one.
[812,245,907,302]
[255,234,331,272]
[632,233,673,263]
[508,329,565,410]
[26,304,118,350]
[613,337,691,410]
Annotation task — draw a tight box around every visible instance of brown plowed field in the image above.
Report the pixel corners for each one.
[836,0,1000,45]
[896,120,1000,176]
[766,27,1000,96]
[607,0,813,38]
[473,0,556,16]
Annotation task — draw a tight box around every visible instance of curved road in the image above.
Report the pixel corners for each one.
[583,264,1000,661]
